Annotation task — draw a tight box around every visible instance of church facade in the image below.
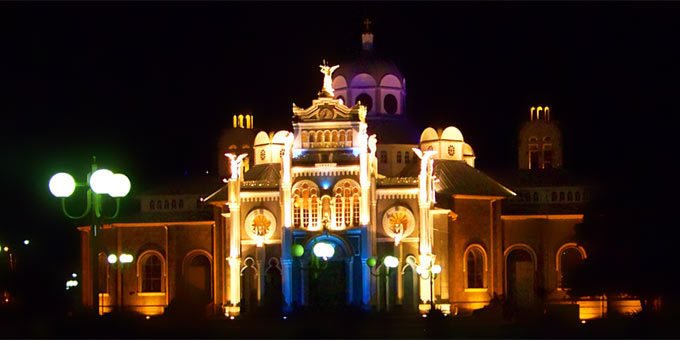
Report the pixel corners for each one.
[78,26,639,319]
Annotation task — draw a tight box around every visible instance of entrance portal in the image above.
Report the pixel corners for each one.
[308,260,346,309]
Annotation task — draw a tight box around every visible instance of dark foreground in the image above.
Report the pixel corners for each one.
[2,306,679,338]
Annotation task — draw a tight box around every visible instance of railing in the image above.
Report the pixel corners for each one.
[377,177,418,186]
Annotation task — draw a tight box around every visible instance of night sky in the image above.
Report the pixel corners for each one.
[2,2,678,285]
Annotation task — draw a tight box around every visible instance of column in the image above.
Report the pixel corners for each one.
[346,257,354,304]
[280,132,294,311]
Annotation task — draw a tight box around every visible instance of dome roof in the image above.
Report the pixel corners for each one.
[334,53,404,85]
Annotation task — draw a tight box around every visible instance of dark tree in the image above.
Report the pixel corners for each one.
[566,165,675,315]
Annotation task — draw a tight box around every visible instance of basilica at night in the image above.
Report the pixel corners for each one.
[78,24,639,320]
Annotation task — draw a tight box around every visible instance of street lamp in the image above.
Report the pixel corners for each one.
[414,256,442,313]
[367,255,400,312]
[49,157,131,315]
[107,253,134,313]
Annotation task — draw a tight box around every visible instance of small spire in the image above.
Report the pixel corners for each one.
[361,18,374,52]
[363,18,372,33]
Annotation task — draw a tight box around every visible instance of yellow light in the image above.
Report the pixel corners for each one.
[3,247,8,252]
[581,320,586,324]
[432,264,442,274]
[145,316,151,320]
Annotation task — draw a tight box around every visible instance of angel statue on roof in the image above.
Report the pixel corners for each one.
[319,59,339,97]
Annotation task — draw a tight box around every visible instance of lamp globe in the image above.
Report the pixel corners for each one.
[49,172,76,198]
[90,169,114,194]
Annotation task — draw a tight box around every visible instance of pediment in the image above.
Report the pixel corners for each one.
[292,97,362,122]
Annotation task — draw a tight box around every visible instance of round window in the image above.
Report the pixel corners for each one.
[355,93,373,112]
[448,145,455,156]
[383,94,398,114]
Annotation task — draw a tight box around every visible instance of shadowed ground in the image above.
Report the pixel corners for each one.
[2,303,679,338]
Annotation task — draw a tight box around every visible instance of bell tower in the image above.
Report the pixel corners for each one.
[518,105,563,170]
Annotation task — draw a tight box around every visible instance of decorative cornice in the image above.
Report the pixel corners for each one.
[292,164,360,177]
[240,191,281,202]
[376,187,418,199]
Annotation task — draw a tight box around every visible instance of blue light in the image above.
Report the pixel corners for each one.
[293,150,303,158]
[352,148,361,156]
[321,181,330,190]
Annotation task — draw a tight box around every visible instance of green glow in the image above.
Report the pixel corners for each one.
[367,257,377,267]
[49,172,76,197]
[108,173,131,197]
[291,244,304,257]
[90,169,114,194]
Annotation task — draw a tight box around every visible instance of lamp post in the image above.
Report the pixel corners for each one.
[108,253,134,313]
[367,255,400,312]
[415,257,442,313]
[291,241,334,307]
[49,157,131,315]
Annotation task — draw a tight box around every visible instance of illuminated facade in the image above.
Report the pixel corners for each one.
[78,25,639,319]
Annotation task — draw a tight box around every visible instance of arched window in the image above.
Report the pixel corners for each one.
[575,192,581,201]
[567,192,573,201]
[352,193,360,225]
[171,200,177,209]
[164,200,169,209]
[309,131,316,143]
[333,179,361,228]
[380,151,387,163]
[383,94,398,114]
[316,131,323,145]
[149,200,155,210]
[331,130,338,144]
[465,246,486,289]
[396,151,402,163]
[157,200,162,210]
[355,93,373,112]
[292,181,320,229]
[139,252,164,293]
[557,245,586,289]
[179,199,184,209]
[346,130,353,147]
[533,192,539,202]
[404,152,410,164]
[302,131,309,146]
[339,130,346,145]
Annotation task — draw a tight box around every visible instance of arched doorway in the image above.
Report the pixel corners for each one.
[241,258,258,313]
[184,254,212,303]
[506,247,536,309]
[401,256,419,312]
[304,235,351,310]
[263,258,283,312]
